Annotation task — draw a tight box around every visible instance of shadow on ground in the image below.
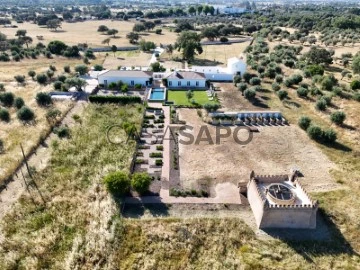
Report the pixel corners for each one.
[122,202,170,218]
[262,209,360,263]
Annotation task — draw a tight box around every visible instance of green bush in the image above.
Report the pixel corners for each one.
[17,106,35,122]
[272,82,281,91]
[64,65,71,73]
[103,171,130,196]
[244,89,256,100]
[323,129,337,143]
[353,93,360,102]
[150,152,163,158]
[203,103,220,112]
[93,64,103,71]
[298,116,311,130]
[249,77,261,85]
[238,82,247,93]
[350,80,360,90]
[275,75,283,83]
[315,99,327,111]
[88,95,142,104]
[307,125,323,141]
[53,81,63,90]
[14,97,25,109]
[155,159,163,166]
[75,64,88,75]
[297,87,309,98]
[330,111,346,125]
[0,108,10,122]
[0,92,14,107]
[131,172,152,194]
[14,75,26,84]
[156,145,163,151]
[36,73,48,84]
[277,90,288,100]
[54,126,70,138]
[36,92,52,107]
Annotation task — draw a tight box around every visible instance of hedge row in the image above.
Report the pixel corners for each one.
[88,95,142,104]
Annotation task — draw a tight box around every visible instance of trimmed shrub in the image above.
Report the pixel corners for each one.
[330,111,346,125]
[203,103,220,112]
[88,95,141,104]
[36,92,52,107]
[94,64,103,71]
[131,172,152,194]
[0,108,10,122]
[277,90,288,100]
[53,80,63,90]
[14,97,25,109]
[298,116,311,130]
[103,171,131,196]
[17,106,35,122]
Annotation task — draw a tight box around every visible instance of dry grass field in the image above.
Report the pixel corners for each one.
[0,20,179,48]
[101,50,152,69]
[0,55,105,184]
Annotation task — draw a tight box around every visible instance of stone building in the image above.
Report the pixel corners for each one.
[246,170,318,229]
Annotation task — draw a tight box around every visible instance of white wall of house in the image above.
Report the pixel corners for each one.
[98,76,152,87]
[167,79,206,88]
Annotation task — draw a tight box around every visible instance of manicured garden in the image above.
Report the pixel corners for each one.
[167,90,219,106]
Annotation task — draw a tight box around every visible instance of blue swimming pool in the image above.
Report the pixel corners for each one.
[149,88,165,101]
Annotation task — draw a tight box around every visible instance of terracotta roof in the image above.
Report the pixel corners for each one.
[98,70,153,78]
[166,71,206,80]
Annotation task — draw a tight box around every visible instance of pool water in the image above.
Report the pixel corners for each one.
[149,88,165,101]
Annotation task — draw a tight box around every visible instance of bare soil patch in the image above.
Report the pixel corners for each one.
[177,109,339,192]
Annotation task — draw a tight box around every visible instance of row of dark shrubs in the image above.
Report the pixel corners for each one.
[88,95,142,104]
[170,188,209,198]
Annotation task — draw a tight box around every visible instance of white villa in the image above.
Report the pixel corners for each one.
[191,56,246,82]
[97,70,153,87]
[164,71,207,89]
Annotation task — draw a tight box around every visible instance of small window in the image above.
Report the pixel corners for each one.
[187,81,190,86]
[131,80,134,86]
[196,81,199,86]
[168,81,172,86]
[178,81,181,86]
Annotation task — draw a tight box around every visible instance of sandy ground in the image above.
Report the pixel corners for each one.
[215,82,272,111]
[177,109,339,192]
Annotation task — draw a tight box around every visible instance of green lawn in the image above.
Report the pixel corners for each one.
[167,90,219,106]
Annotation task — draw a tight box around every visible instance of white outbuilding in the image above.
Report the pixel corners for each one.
[97,70,153,87]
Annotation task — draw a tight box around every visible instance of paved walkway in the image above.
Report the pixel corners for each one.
[125,102,242,205]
